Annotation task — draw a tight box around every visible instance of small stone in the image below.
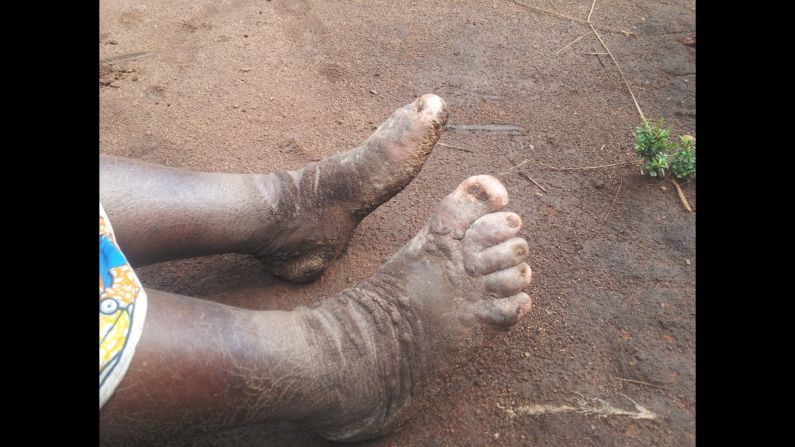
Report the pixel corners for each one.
[592,179,605,189]
[534,192,543,197]
[685,259,691,265]
[243,34,249,38]
[660,185,668,192]
[529,144,535,150]
[233,104,239,108]
[493,433,500,440]
[108,39,118,45]
[544,309,553,316]
[346,276,353,283]
[240,67,252,72]
[370,89,378,95]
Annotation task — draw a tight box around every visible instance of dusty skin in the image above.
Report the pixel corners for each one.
[100,0,695,444]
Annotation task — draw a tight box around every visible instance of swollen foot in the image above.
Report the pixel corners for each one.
[254,94,448,282]
[303,175,533,441]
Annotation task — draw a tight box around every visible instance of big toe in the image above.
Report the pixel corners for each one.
[429,175,509,239]
[366,93,448,163]
[415,93,447,124]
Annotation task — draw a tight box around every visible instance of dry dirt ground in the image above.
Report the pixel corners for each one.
[100,0,696,445]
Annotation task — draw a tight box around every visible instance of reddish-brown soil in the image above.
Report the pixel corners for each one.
[100,0,695,445]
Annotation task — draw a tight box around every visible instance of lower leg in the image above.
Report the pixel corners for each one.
[100,175,533,444]
[100,94,448,281]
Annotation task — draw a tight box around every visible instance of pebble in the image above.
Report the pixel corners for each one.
[493,433,500,440]
[685,259,691,265]
[233,104,239,108]
[240,67,252,72]
[370,89,378,95]
[346,276,353,283]
[660,185,668,192]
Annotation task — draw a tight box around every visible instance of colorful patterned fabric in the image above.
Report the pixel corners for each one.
[100,204,148,408]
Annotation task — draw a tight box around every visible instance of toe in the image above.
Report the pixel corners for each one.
[415,94,447,123]
[429,176,509,239]
[476,292,532,327]
[483,262,532,296]
[463,211,523,252]
[465,237,529,275]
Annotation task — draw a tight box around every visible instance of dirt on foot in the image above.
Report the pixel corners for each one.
[100,0,695,445]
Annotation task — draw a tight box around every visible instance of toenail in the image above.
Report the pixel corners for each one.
[416,97,425,112]
[466,183,490,201]
[513,245,527,257]
[506,215,520,228]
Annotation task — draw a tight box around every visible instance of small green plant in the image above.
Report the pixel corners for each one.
[669,135,696,180]
[633,119,695,180]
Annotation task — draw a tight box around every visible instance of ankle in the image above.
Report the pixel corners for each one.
[298,279,428,441]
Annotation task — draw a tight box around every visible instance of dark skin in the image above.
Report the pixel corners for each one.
[99,95,534,445]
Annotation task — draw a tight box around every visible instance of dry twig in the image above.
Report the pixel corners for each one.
[587,0,597,22]
[437,142,473,153]
[505,0,634,35]
[556,30,593,54]
[614,377,671,390]
[669,178,693,212]
[590,23,646,123]
[538,160,639,171]
[605,178,623,216]
[501,155,547,193]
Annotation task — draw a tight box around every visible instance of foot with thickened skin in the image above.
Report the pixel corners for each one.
[253,94,448,282]
[301,175,533,441]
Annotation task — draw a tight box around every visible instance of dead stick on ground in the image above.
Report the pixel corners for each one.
[669,178,693,212]
[438,142,473,153]
[505,0,634,35]
[587,0,597,22]
[519,171,548,193]
[614,377,671,390]
[501,155,548,193]
[590,22,646,123]
[605,178,623,216]
[539,160,638,171]
[496,158,531,175]
[556,30,593,54]
[593,45,607,68]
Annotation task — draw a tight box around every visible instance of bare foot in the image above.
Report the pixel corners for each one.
[303,175,532,441]
[254,94,448,282]
[96,175,531,446]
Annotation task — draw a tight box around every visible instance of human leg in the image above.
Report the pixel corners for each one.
[100,94,447,281]
[100,175,532,444]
